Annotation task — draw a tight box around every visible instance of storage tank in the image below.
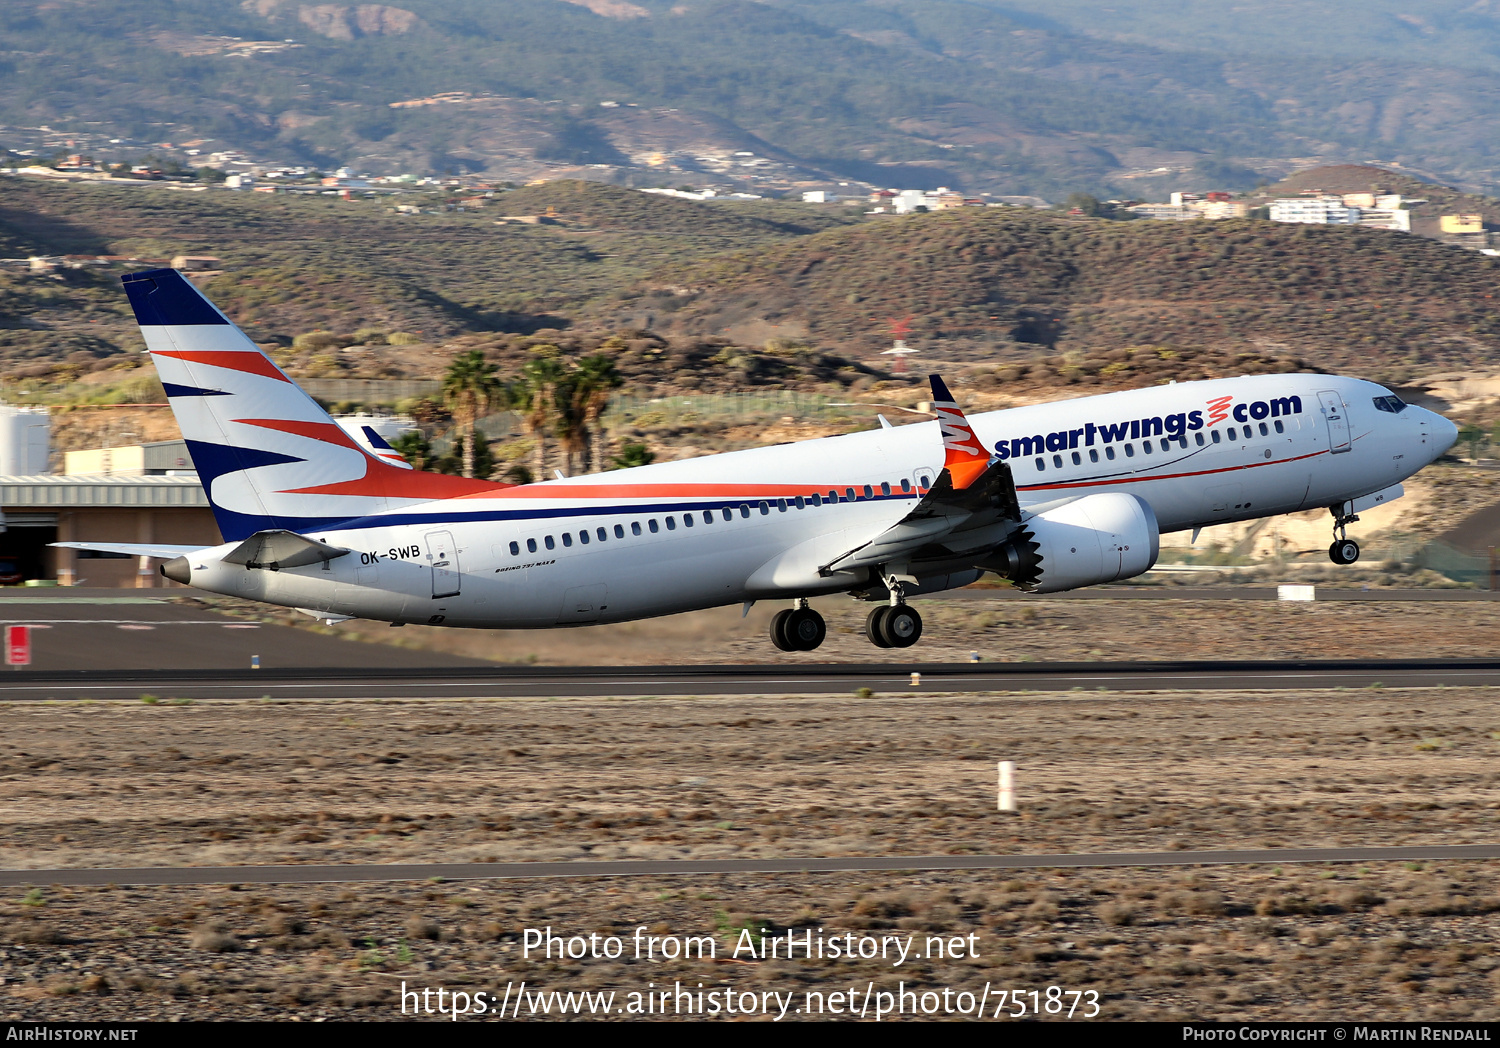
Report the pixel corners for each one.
[0,406,50,475]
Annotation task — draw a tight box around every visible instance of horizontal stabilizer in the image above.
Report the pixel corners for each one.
[222,530,350,571]
[52,541,207,560]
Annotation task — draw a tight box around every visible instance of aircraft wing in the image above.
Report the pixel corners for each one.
[53,542,209,560]
[822,375,1021,574]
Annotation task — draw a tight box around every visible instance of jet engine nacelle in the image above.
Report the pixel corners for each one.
[979,492,1159,593]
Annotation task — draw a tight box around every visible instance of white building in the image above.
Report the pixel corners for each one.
[1268,196,1361,225]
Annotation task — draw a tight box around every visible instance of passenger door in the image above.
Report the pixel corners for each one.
[1317,390,1351,454]
[424,530,461,598]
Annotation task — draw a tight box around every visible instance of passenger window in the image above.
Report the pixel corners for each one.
[562,533,572,547]
[1211,430,1221,444]
[545,535,555,550]
[863,484,873,499]
[795,496,805,509]
[684,514,694,528]
[777,498,788,512]
[1035,457,1045,470]
[880,481,890,496]
[509,541,520,555]
[722,508,733,521]
[1227,426,1237,440]
[1259,422,1269,436]
[614,524,625,538]
[648,519,659,533]
[900,479,911,493]
[631,522,642,536]
[527,538,537,553]
[578,531,589,545]
[703,510,714,524]
[759,501,769,515]
[1071,451,1081,465]
[665,517,675,531]
[920,475,931,488]
[809,493,821,507]
[1143,440,1153,454]
[1105,446,1116,460]
[846,487,857,501]
[740,505,751,518]
[1195,432,1205,446]
[1052,454,1063,468]
[1274,420,1284,434]
[1089,448,1099,462]
[1124,444,1135,458]
[597,527,607,541]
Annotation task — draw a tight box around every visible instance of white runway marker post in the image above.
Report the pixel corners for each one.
[998,761,1017,812]
[910,672,921,687]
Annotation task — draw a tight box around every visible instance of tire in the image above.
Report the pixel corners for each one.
[879,605,923,648]
[785,608,826,651]
[1329,539,1360,565]
[770,608,796,651]
[865,606,893,648]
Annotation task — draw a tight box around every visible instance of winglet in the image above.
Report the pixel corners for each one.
[929,374,989,489]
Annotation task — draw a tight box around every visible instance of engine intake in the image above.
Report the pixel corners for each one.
[979,492,1159,593]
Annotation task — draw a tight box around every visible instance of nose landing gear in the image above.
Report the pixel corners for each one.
[1328,503,1361,565]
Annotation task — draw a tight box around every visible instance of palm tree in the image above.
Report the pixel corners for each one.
[572,353,622,473]
[441,349,503,479]
[518,348,565,480]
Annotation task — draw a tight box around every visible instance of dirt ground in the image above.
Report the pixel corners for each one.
[204,593,1500,666]
[4,686,1500,1020]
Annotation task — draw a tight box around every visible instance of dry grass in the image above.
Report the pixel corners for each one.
[1,686,1500,1019]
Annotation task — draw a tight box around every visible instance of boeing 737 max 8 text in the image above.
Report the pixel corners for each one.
[55,269,1459,651]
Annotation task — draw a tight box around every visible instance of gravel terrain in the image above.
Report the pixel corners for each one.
[2,686,1500,1020]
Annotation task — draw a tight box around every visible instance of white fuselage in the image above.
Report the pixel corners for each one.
[179,374,1454,627]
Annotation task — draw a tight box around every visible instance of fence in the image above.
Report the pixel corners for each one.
[603,391,850,427]
[300,379,441,403]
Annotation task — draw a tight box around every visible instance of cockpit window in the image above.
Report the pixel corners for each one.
[1373,395,1407,414]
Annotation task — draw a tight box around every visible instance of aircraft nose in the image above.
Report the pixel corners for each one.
[1430,410,1458,457]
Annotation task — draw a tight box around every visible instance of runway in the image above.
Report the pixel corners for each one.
[5,843,1500,888]
[4,656,1500,699]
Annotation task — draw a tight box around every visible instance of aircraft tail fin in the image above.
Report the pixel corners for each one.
[121,269,505,541]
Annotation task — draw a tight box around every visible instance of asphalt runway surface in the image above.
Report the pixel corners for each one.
[2,589,1500,697]
[0,590,492,672]
[5,844,1500,888]
[4,657,1500,699]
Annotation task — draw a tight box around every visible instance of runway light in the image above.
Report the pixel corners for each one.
[910,672,920,687]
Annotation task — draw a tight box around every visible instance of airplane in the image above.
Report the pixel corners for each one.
[56,268,1458,652]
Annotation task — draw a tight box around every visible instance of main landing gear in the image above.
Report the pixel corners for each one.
[865,576,923,649]
[866,604,923,649]
[771,599,827,652]
[1328,503,1361,565]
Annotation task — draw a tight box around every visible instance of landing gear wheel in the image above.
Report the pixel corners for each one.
[1329,539,1360,565]
[865,606,893,649]
[770,609,796,652]
[879,605,923,648]
[785,608,826,651]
